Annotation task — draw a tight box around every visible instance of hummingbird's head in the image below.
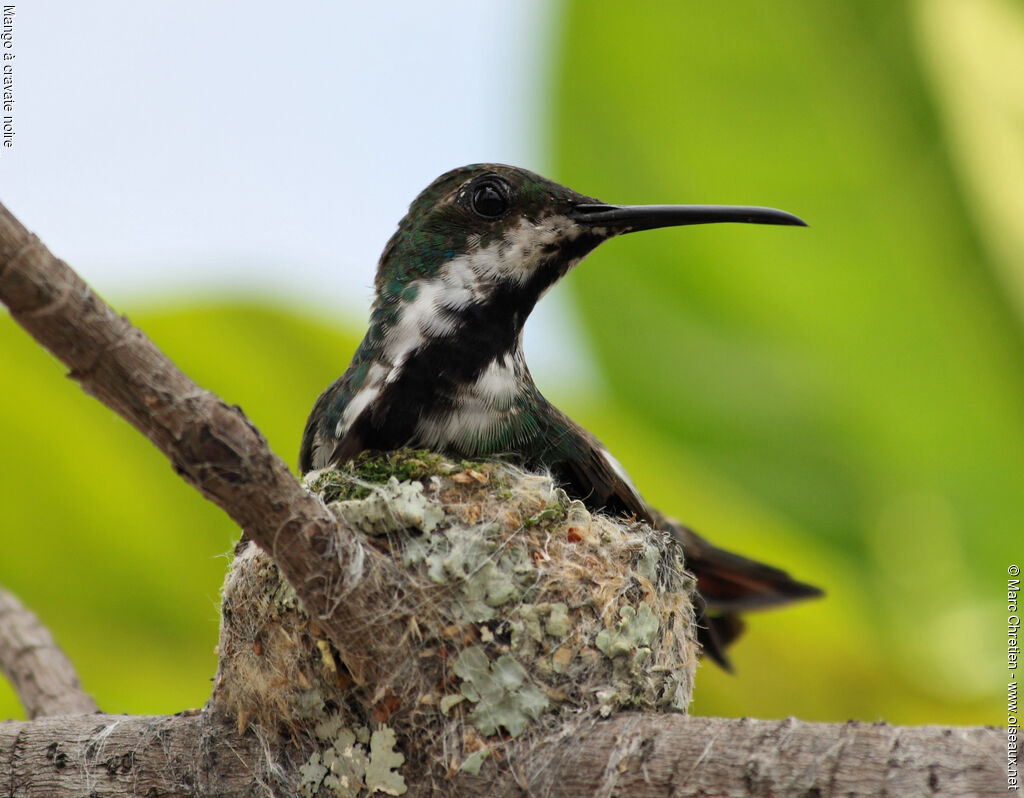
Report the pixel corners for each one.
[365,163,805,370]
[374,164,602,306]
[374,164,804,322]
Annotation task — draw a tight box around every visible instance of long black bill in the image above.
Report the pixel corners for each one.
[571,203,807,231]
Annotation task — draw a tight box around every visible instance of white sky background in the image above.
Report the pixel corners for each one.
[0,1,598,388]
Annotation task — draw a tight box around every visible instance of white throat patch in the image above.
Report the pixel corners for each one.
[413,348,529,452]
[334,214,578,443]
[379,213,579,384]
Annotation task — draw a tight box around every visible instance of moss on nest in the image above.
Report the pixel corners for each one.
[306,449,501,502]
[210,449,697,793]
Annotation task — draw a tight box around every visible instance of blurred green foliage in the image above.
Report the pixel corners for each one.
[0,304,361,719]
[550,0,1023,724]
[2,0,1019,728]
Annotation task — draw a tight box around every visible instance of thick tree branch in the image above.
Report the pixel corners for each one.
[0,587,98,719]
[0,202,409,694]
[0,711,1007,797]
[0,712,258,797]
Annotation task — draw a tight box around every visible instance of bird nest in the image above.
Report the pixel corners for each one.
[209,450,697,795]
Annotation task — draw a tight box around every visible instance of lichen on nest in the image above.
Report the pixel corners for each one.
[210,449,698,793]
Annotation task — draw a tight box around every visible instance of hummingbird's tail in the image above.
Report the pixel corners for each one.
[661,517,823,671]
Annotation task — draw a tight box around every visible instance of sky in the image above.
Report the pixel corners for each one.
[0,1,599,386]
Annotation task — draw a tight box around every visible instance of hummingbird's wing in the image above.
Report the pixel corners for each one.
[299,381,338,472]
[300,370,369,472]
[327,425,366,467]
[550,444,655,524]
[537,409,821,670]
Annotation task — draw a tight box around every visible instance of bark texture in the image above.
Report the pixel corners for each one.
[0,711,1008,797]
[0,588,98,719]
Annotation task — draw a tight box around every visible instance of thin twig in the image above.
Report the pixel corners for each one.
[0,586,98,718]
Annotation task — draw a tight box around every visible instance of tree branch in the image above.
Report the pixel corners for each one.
[0,711,1007,797]
[0,711,258,797]
[0,587,98,719]
[0,202,410,696]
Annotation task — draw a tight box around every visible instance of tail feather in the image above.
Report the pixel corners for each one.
[693,595,745,672]
[662,516,823,667]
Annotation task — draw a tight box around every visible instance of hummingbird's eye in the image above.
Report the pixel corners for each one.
[469,179,511,220]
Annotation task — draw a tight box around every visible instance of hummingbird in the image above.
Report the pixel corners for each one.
[300,164,822,669]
